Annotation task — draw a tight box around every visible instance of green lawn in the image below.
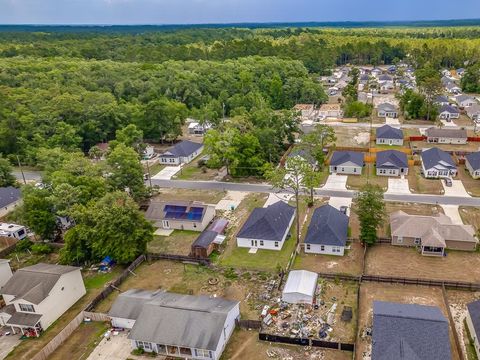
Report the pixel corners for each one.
[83,267,123,290]
[147,230,199,255]
[219,230,297,272]
[147,163,165,176]
[346,163,388,190]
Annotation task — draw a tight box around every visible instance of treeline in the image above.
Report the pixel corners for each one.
[0,56,325,163]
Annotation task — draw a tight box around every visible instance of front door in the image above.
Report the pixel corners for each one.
[162,220,170,229]
[251,240,258,247]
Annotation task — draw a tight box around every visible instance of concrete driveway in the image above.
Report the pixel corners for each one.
[0,328,22,360]
[442,180,470,197]
[152,166,182,180]
[87,332,144,360]
[263,193,293,207]
[386,178,411,194]
[328,197,352,216]
[441,205,464,225]
[323,174,348,190]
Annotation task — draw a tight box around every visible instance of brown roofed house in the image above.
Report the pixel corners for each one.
[390,211,477,256]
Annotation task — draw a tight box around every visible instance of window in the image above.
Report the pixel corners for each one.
[195,349,212,358]
[193,223,197,228]
[156,344,166,354]
[353,168,357,173]
[179,347,192,356]
[414,238,421,245]
[306,244,310,250]
[260,240,264,246]
[136,341,152,351]
[397,237,403,244]
[320,245,325,251]
[19,304,35,312]
[274,242,279,248]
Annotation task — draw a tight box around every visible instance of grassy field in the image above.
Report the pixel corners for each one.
[147,230,199,255]
[457,165,480,197]
[346,163,388,190]
[152,188,226,204]
[174,153,220,181]
[145,162,165,176]
[459,207,480,232]
[407,166,444,195]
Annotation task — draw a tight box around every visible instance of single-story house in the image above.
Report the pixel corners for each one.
[145,201,216,232]
[187,121,211,135]
[467,300,480,359]
[438,104,460,120]
[0,259,12,289]
[421,147,457,178]
[318,103,343,118]
[190,218,229,258]
[425,127,467,144]
[371,68,383,77]
[159,140,203,166]
[445,82,461,94]
[390,211,477,256]
[108,290,240,360]
[359,74,370,84]
[375,125,404,146]
[0,187,21,218]
[329,151,364,175]
[456,94,477,108]
[142,146,155,160]
[434,95,450,106]
[293,104,316,119]
[0,222,27,240]
[466,152,480,179]
[304,205,349,256]
[0,264,85,336]
[287,148,317,168]
[376,150,409,177]
[372,301,451,360]
[377,103,398,118]
[282,270,318,305]
[236,201,295,251]
[467,104,480,122]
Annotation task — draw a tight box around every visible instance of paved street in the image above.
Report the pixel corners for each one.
[12,170,42,182]
[150,179,480,206]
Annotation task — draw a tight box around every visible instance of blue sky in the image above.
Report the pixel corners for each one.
[1,0,480,25]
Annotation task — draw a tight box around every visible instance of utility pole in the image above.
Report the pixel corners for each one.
[16,155,26,185]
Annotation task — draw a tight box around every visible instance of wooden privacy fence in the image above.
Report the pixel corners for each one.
[146,253,211,266]
[441,285,464,359]
[361,275,480,291]
[259,333,355,352]
[236,319,262,330]
[0,238,18,258]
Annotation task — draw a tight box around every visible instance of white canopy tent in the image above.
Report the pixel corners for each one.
[282,270,318,305]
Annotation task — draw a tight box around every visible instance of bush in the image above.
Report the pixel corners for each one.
[31,243,53,255]
[224,267,238,280]
[131,348,145,356]
[15,240,33,252]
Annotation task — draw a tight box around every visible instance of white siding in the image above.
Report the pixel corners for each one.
[282,292,314,305]
[376,168,408,177]
[304,243,345,256]
[0,262,12,288]
[466,311,480,360]
[466,160,480,179]
[213,303,240,360]
[329,165,362,175]
[376,138,404,146]
[0,199,22,218]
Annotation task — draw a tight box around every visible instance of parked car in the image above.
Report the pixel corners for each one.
[443,178,452,187]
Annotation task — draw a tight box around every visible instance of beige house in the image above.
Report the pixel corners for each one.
[0,264,86,336]
[425,127,468,145]
[293,104,316,120]
[390,211,477,256]
[145,201,215,232]
[318,103,343,118]
[0,259,12,288]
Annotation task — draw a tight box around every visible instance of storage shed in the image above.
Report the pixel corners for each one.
[282,270,318,305]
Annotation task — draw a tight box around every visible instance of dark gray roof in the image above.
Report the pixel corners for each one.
[1,263,80,304]
[0,304,15,316]
[434,95,449,103]
[466,152,480,171]
[376,150,408,169]
[456,94,474,104]
[372,301,451,360]
[237,201,295,241]
[192,230,218,249]
[376,125,404,140]
[161,140,203,158]
[108,289,164,320]
[378,103,398,112]
[0,187,20,209]
[330,151,364,167]
[467,300,480,338]
[288,148,316,165]
[378,74,393,81]
[425,127,467,139]
[439,104,460,114]
[7,311,42,327]
[421,148,456,170]
[304,205,348,246]
[126,291,239,351]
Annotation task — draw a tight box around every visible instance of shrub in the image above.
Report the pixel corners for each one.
[131,348,145,356]
[31,243,53,255]
[15,239,33,252]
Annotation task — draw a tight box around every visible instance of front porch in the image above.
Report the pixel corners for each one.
[421,246,445,257]
[6,312,43,337]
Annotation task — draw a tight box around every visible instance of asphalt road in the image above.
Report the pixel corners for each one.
[13,170,42,182]
[151,179,480,207]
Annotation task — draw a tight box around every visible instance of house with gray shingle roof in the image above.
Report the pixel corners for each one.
[376,150,409,177]
[304,205,349,256]
[434,95,449,106]
[236,201,295,250]
[159,140,203,165]
[421,147,457,178]
[376,125,404,146]
[372,301,451,360]
[329,151,364,175]
[0,263,85,336]
[438,104,460,120]
[445,82,461,94]
[377,103,398,118]
[467,300,480,359]
[0,187,21,218]
[467,104,480,122]
[455,94,477,108]
[426,127,467,144]
[109,289,240,359]
[466,152,480,179]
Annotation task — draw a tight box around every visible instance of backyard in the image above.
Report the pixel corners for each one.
[147,230,199,255]
[151,188,226,204]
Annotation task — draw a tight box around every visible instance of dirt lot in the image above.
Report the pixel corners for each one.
[151,187,226,204]
[365,245,480,283]
[407,165,444,195]
[334,127,371,148]
[294,242,364,276]
[447,290,480,360]
[457,165,480,197]
[459,206,480,231]
[147,230,199,255]
[357,282,460,360]
[221,329,352,360]
[49,322,109,360]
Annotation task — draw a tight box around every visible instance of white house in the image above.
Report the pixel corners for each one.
[445,82,461,94]
[318,103,343,118]
[376,125,404,146]
[0,222,27,240]
[467,300,480,359]
[466,152,480,179]
[0,263,86,336]
[145,201,216,232]
[0,187,21,218]
[0,259,12,288]
[376,150,409,177]
[282,270,318,305]
[425,127,467,145]
[329,151,364,175]
[438,104,460,120]
[142,146,155,160]
[159,140,203,166]
[108,290,240,360]
[377,103,398,118]
[304,205,349,256]
[421,147,457,178]
[236,201,295,251]
[188,121,211,135]
[467,104,480,122]
[456,94,477,108]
